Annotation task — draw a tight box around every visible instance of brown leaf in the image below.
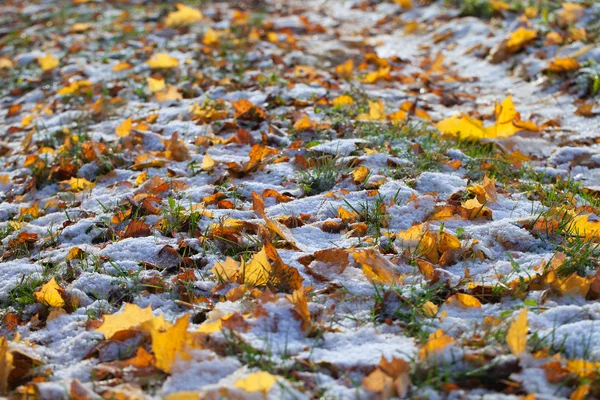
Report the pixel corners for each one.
[122,220,152,238]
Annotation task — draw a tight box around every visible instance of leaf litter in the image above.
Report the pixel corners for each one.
[0,0,599,398]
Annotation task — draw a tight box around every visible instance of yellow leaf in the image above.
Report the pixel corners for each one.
[38,53,59,72]
[332,95,354,106]
[35,277,65,308]
[0,57,14,69]
[19,203,39,220]
[21,115,34,127]
[507,308,528,355]
[293,115,318,131]
[566,359,600,378]
[394,0,412,8]
[211,257,240,282]
[147,53,179,69]
[446,293,481,308]
[357,100,386,121]
[203,28,219,46]
[165,3,203,27]
[112,61,132,72]
[419,329,453,359]
[155,86,183,102]
[352,166,370,184]
[234,371,279,393]
[353,248,400,284]
[201,153,215,171]
[70,23,91,33]
[60,177,95,192]
[422,301,438,317]
[164,392,202,400]
[0,336,14,395]
[506,28,537,53]
[436,113,486,139]
[116,117,133,137]
[146,314,190,373]
[57,80,92,95]
[147,77,166,93]
[555,273,590,297]
[135,171,148,186]
[242,247,271,286]
[335,59,353,78]
[548,57,579,72]
[96,303,154,339]
[363,66,390,84]
[570,384,590,400]
[196,318,223,334]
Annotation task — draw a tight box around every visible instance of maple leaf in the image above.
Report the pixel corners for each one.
[144,314,191,373]
[437,96,537,139]
[446,293,481,308]
[203,28,219,46]
[115,117,133,137]
[112,61,132,72]
[352,248,401,284]
[548,57,579,72]
[332,95,354,106]
[242,247,271,286]
[165,3,203,27]
[0,337,13,396]
[335,59,353,78]
[234,371,279,393]
[507,308,528,355]
[147,53,179,69]
[60,177,95,192]
[0,57,14,69]
[293,114,318,131]
[38,53,59,72]
[357,100,386,121]
[35,277,65,308]
[351,166,370,184]
[231,99,266,121]
[286,288,311,331]
[419,329,453,359]
[147,77,166,93]
[156,85,183,102]
[57,80,92,95]
[96,303,154,339]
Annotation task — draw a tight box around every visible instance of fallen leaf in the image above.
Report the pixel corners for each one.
[419,329,453,359]
[0,337,13,395]
[60,177,95,192]
[96,303,154,339]
[165,3,203,27]
[147,77,166,93]
[116,117,133,137]
[38,53,59,72]
[35,277,65,308]
[234,371,279,393]
[147,53,179,69]
[507,308,528,355]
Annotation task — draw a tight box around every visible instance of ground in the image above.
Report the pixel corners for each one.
[0,0,600,399]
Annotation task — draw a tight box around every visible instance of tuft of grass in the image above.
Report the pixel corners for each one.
[298,155,340,196]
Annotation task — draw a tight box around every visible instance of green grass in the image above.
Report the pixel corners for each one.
[298,155,341,195]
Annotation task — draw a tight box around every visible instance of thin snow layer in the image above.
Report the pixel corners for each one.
[0,260,40,301]
[416,172,466,200]
[300,325,417,367]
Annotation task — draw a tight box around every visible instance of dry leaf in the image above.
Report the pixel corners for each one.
[165,3,203,27]
[507,308,527,355]
[35,277,65,308]
[38,53,59,72]
[147,53,179,69]
[96,303,154,339]
[234,371,278,393]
